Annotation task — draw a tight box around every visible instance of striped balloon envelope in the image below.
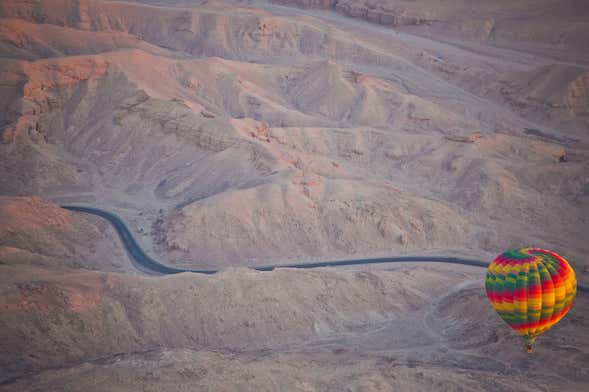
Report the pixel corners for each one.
[485,248,577,352]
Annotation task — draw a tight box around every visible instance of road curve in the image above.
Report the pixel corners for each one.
[62,205,588,293]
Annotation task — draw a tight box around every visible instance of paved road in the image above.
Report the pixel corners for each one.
[62,205,588,293]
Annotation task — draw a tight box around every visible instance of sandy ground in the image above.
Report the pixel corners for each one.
[1,262,588,391]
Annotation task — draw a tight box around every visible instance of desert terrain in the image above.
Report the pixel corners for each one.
[0,0,588,390]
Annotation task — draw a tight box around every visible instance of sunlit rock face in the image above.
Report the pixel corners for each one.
[0,196,129,272]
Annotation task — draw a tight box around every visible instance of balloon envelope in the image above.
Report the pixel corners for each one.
[485,248,576,351]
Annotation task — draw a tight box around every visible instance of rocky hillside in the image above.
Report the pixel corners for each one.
[272,0,589,52]
[0,196,129,272]
[1,0,587,274]
[1,1,589,391]
[2,260,588,391]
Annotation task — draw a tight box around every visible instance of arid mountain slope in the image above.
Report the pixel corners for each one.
[0,196,130,272]
[2,262,588,391]
[1,1,589,391]
[272,1,589,53]
[0,264,454,380]
[1,0,587,274]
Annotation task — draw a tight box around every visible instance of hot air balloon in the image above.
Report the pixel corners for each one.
[485,248,576,353]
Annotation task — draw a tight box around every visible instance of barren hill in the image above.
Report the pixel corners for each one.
[1,0,588,273]
[2,260,589,391]
[273,0,589,53]
[1,0,588,390]
[0,196,129,272]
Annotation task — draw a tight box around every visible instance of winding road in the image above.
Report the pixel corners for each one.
[62,205,588,293]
